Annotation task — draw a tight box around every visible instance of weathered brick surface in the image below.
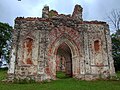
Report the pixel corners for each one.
[8,5,115,81]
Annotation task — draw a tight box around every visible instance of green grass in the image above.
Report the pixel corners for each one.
[116,71,120,78]
[0,69,8,81]
[56,71,70,79]
[0,69,120,90]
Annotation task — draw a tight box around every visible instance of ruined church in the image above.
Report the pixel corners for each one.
[8,5,115,81]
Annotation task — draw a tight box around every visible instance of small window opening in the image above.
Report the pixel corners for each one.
[94,40,100,52]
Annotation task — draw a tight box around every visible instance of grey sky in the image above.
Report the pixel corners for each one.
[0,0,120,32]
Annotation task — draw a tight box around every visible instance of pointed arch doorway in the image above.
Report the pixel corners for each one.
[56,42,73,78]
[48,35,80,80]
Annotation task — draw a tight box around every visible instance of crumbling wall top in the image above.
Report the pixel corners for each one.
[15,4,109,27]
[15,17,107,25]
[72,4,83,21]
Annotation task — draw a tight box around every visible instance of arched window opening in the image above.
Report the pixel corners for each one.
[94,40,100,52]
[22,38,33,65]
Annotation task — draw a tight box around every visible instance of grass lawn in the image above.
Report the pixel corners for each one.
[0,70,120,90]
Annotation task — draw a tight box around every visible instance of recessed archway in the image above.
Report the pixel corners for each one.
[47,35,80,80]
[56,42,72,78]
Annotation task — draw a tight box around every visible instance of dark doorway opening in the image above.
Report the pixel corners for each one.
[56,42,72,79]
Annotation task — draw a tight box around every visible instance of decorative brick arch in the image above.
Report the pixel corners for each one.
[47,26,81,56]
[47,32,80,79]
[52,35,79,56]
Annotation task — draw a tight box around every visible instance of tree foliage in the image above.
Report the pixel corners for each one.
[0,22,13,61]
[107,9,120,71]
[111,33,120,71]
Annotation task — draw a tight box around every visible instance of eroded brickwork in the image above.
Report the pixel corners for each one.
[8,4,115,81]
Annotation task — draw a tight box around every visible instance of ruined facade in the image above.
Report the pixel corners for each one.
[8,5,115,81]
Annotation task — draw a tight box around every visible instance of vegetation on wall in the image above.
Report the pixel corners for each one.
[48,10,58,18]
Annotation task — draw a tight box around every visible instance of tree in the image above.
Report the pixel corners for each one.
[107,9,120,34]
[0,22,13,62]
[107,9,120,71]
[111,34,120,71]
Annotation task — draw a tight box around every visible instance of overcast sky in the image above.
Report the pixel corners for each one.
[0,0,120,32]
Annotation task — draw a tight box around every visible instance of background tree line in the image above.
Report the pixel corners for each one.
[107,9,120,71]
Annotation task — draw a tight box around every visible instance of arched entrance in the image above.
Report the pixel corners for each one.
[47,34,80,80]
[56,42,72,78]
